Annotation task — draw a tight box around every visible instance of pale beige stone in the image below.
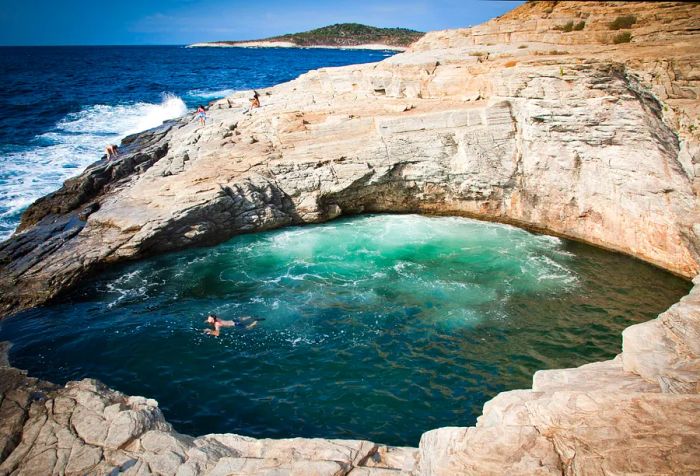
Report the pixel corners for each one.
[419,426,561,475]
[533,356,660,394]
[205,457,347,476]
[105,409,150,449]
[65,444,102,474]
[258,438,376,466]
[71,404,108,446]
[476,389,545,428]
[525,392,700,475]
[348,468,407,475]
[1,2,700,476]
[363,445,418,473]
[142,449,184,476]
[622,285,700,393]
[140,430,192,457]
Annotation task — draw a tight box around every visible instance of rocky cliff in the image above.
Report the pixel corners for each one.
[0,1,699,474]
[2,1,699,316]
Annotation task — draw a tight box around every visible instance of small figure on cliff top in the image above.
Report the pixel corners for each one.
[195,105,207,125]
[105,144,119,161]
[204,314,261,336]
[250,91,260,109]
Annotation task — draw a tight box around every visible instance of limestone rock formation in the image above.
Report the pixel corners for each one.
[0,342,417,475]
[1,1,699,475]
[1,1,699,316]
[2,273,700,475]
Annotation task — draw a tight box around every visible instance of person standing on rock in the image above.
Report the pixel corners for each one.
[195,105,207,125]
[105,144,119,160]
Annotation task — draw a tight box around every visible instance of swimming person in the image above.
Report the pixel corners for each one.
[195,105,207,125]
[204,314,260,336]
[204,314,234,336]
[105,144,119,160]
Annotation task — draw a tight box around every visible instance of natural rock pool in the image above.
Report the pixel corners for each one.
[0,215,690,446]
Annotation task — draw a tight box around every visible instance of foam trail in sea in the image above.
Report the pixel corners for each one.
[0,94,187,240]
[187,89,237,100]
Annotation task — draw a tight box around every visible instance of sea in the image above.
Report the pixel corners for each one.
[0,45,392,240]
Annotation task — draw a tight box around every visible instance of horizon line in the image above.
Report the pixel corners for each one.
[0,43,188,47]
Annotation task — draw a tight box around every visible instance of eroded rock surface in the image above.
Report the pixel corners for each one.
[0,342,412,475]
[1,1,699,314]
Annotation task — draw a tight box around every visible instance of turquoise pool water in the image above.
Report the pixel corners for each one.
[0,215,690,446]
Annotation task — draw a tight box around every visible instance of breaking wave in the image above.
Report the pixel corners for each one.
[0,94,187,239]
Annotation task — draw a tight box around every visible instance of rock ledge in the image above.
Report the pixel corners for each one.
[1,1,700,474]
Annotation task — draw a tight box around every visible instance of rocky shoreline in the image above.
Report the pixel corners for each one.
[2,1,700,316]
[187,42,408,51]
[1,1,699,474]
[187,23,422,51]
[1,274,699,475]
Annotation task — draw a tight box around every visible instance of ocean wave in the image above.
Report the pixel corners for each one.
[186,88,237,100]
[0,94,187,240]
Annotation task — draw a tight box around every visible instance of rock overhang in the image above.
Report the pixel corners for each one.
[0,1,699,474]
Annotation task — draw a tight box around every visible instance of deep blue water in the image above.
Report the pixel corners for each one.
[0,45,391,238]
[0,215,690,446]
[0,45,691,447]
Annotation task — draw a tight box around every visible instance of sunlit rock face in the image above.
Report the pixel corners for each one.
[1,3,699,316]
[0,1,699,475]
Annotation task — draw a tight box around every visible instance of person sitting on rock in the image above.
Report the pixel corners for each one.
[250,91,261,109]
[105,144,119,160]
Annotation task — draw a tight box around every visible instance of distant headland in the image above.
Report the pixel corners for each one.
[187,23,425,51]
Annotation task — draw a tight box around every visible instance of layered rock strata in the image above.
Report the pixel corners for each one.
[1,1,699,475]
[1,1,699,315]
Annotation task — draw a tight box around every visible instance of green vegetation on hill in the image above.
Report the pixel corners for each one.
[609,15,637,30]
[553,20,585,32]
[226,23,424,47]
[613,31,632,44]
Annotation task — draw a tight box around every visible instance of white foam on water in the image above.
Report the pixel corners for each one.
[187,88,237,100]
[0,94,188,240]
[523,254,579,288]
